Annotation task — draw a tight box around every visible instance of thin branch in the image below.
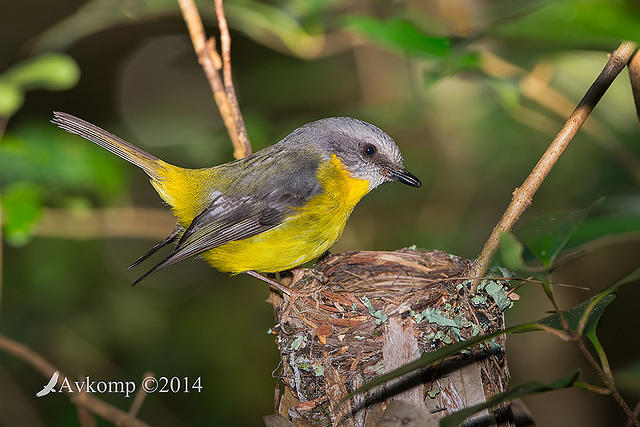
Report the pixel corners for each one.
[177,0,251,159]
[574,381,611,395]
[469,41,637,292]
[214,0,251,158]
[0,333,149,427]
[129,372,154,417]
[574,338,639,426]
[628,49,640,124]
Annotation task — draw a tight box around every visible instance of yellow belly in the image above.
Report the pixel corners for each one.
[203,155,370,273]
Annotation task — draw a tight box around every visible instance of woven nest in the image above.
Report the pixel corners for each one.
[268,249,516,426]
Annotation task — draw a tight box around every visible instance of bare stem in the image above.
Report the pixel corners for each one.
[214,0,251,158]
[470,42,637,292]
[574,338,638,426]
[0,333,149,427]
[129,372,154,417]
[177,0,251,159]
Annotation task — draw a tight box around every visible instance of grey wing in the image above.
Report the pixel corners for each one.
[132,149,321,285]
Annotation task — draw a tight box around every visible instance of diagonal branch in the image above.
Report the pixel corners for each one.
[0,333,149,427]
[177,0,251,159]
[469,41,637,292]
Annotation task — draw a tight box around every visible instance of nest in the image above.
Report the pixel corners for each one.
[268,249,516,426]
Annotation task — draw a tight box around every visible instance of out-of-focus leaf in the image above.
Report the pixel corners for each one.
[33,0,328,58]
[0,123,127,200]
[348,322,542,398]
[0,81,24,116]
[491,0,640,49]
[516,198,604,268]
[6,53,80,91]
[498,232,542,273]
[1,182,43,246]
[344,16,450,58]
[440,371,580,427]
[0,53,79,116]
[565,215,640,250]
[615,360,640,395]
[423,51,481,85]
[490,80,521,112]
[33,0,176,52]
[226,0,326,58]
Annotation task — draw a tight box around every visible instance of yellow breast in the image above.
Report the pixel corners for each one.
[203,155,370,273]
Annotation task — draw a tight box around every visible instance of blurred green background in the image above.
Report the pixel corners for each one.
[1,0,640,425]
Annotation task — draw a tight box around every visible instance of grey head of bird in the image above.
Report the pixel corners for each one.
[280,117,421,190]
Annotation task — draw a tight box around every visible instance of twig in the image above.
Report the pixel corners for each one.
[214,0,251,158]
[469,42,637,292]
[129,372,154,417]
[177,0,251,159]
[628,49,640,124]
[574,338,638,426]
[0,333,149,427]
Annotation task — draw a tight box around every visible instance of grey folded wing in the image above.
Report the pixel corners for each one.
[132,148,322,284]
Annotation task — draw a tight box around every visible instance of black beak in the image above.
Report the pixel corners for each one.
[391,168,421,188]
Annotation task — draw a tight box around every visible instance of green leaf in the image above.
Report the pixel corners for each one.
[536,294,616,334]
[516,198,604,268]
[1,182,43,246]
[0,81,24,116]
[565,215,640,250]
[497,232,541,273]
[0,123,127,200]
[440,371,580,426]
[344,16,451,58]
[6,53,80,91]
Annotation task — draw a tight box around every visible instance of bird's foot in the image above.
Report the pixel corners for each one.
[245,270,315,322]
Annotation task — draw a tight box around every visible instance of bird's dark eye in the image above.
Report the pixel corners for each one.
[363,144,376,157]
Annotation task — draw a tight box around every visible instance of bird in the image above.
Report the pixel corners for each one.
[51,112,421,289]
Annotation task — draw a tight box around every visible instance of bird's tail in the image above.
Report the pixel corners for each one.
[51,112,168,181]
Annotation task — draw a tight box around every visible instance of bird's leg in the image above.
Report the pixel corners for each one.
[245,270,311,321]
[245,270,295,295]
